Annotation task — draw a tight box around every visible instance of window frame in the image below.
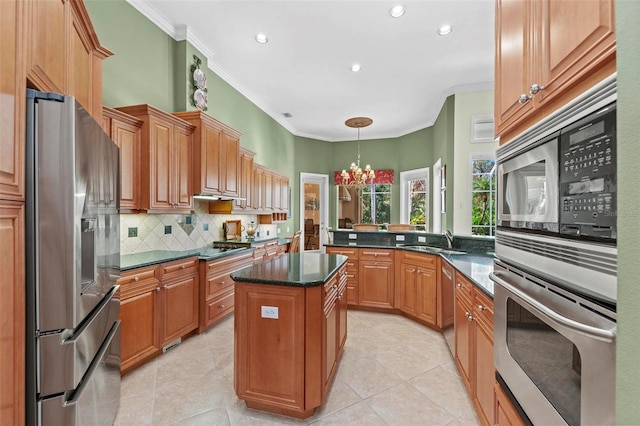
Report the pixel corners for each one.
[470,154,496,236]
[400,167,430,231]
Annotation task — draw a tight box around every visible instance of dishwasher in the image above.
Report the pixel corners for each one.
[440,260,455,355]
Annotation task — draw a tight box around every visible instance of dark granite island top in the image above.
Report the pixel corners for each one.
[231,253,348,287]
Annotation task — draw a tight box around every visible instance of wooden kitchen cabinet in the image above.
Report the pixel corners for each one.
[115,104,195,213]
[325,247,359,305]
[235,147,255,211]
[494,381,526,426]
[25,0,112,121]
[172,110,241,198]
[0,202,25,425]
[117,256,199,374]
[396,251,439,327]
[359,248,394,310]
[454,272,495,425]
[199,250,254,333]
[102,107,143,212]
[495,0,616,142]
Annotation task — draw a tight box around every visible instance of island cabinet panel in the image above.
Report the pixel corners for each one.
[235,283,308,416]
[198,250,254,333]
[495,0,616,142]
[494,381,526,426]
[118,256,199,374]
[358,248,394,309]
[454,272,495,425]
[325,247,359,306]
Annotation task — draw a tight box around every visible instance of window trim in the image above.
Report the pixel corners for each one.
[400,167,430,229]
[470,153,496,236]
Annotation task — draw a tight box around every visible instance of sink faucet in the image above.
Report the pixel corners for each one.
[445,230,453,249]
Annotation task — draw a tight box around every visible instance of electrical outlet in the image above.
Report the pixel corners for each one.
[261,306,279,319]
[277,228,281,234]
[287,227,290,233]
[418,236,426,243]
[395,235,405,241]
[164,225,172,234]
[203,223,209,231]
[267,230,270,236]
[128,227,138,238]
[348,233,357,239]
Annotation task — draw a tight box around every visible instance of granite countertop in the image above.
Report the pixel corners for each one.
[231,253,348,287]
[214,236,280,245]
[326,243,495,296]
[120,247,253,271]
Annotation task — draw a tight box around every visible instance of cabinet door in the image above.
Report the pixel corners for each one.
[359,261,394,309]
[221,132,240,196]
[173,125,194,210]
[68,5,92,115]
[109,114,141,210]
[236,151,253,209]
[475,318,495,425]
[149,118,173,210]
[495,0,535,135]
[119,282,161,373]
[338,285,348,353]
[537,0,616,107]
[280,176,289,211]
[26,0,66,93]
[1,0,24,201]
[272,175,282,210]
[398,263,417,315]
[323,299,338,392]
[252,166,264,209]
[495,382,526,426]
[263,170,274,210]
[0,202,25,425]
[416,267,437,325]
[454,296,473,392]
[200,123,222,194]
[161,273,198,345]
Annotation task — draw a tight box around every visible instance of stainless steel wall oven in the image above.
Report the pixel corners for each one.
[492,75,617,426]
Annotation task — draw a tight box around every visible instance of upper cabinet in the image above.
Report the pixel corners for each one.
[102,107,143,212]
[495,0,615,142]
[116,104,195,214]
[172,111,241,198]
[25,0,112,121]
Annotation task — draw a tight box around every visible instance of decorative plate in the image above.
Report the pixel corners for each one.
[194,89,207,110]
[193,68,207,89]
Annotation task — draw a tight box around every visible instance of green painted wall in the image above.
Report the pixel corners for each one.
[431,96,456,231]
[616,0,640,423]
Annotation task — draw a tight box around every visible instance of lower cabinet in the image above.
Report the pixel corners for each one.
[454,272,495,426]
[323,265,348,395]
[359,248,394,309]
[118,256,199,374]
[199,250,254,333]
[494,381,526,426]
[396,251,438,326]
[325,247,359,305]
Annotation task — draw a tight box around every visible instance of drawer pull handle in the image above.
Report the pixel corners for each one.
[181,265,186,269]
[219,304,225,309]
[220,281,225,285]
[529,83,545,95]
[156,287,160,292]
[442,268,452,280]
[518,93,532,104]
[477,305,485,312]
[162,285,168,289]
[133,276,139,282]
[457,283,462,288]
[465,312,474,321]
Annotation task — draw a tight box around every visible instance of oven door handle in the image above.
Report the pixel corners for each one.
[490,270,616,342]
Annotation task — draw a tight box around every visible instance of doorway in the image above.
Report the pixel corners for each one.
[299,173,328,253]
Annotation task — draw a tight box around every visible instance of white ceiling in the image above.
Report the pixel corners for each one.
[128,0,495,141]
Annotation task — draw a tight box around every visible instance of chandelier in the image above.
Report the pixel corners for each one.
[341,117,375,186]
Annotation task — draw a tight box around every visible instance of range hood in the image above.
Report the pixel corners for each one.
[193,194,246,201]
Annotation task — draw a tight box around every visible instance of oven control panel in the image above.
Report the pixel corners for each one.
[559,103,616,239]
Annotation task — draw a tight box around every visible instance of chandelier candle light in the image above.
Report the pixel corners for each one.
[341,117,375,186]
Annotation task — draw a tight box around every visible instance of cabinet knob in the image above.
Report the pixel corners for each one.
[457,283,462,288]
[156,287,160,292]
[518,93,532,104]
[133,276,139,282]
[477,305,485,312]
[181,265,186,269]
[219,304,225,309]
[529,83,545,95]
[219,281,225,285]
[162,285,168,289]
[465,312,474,321]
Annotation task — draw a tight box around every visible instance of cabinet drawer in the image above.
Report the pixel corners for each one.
[326,247,359,259]
[205,291,235,323]
[205,273,234,299]
[118,265,158,286]
[455,274,474,305]
[398,250,438,269]
[205,251,254,276]
[359,248,394,262]
[118,279,159,300]
[474,289,494,330]
[161,256,198,280]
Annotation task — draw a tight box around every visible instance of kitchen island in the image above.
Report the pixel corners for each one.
[231,253,348,419]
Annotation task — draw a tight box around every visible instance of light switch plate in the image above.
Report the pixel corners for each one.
[348,233,357,239]
[261,306,279,319]
[418,236,426,243]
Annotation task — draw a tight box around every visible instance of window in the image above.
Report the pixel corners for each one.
[400,168,429,231]
[361,184,392,224]
[471,157,496,236]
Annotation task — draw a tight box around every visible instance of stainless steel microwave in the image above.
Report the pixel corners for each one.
[497,101,617,242]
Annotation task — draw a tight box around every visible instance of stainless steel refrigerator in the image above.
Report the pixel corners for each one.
[25,90,121,425]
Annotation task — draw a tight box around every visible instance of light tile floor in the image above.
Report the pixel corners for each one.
[114,310,479,426]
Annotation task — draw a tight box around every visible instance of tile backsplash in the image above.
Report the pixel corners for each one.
[120,200,276,255]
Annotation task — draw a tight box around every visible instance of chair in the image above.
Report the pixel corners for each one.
[304,219,318,249]
[288,231,301,253]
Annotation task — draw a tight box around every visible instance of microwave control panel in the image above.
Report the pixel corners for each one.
[559,104,616,239]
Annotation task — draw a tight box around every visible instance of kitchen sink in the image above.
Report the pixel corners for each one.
[402,246,467,255]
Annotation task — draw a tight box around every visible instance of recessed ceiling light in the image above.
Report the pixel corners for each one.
[351,64,361,73]
[255,33,268,44]
[437,24,453,36]
[389,5,406,18]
